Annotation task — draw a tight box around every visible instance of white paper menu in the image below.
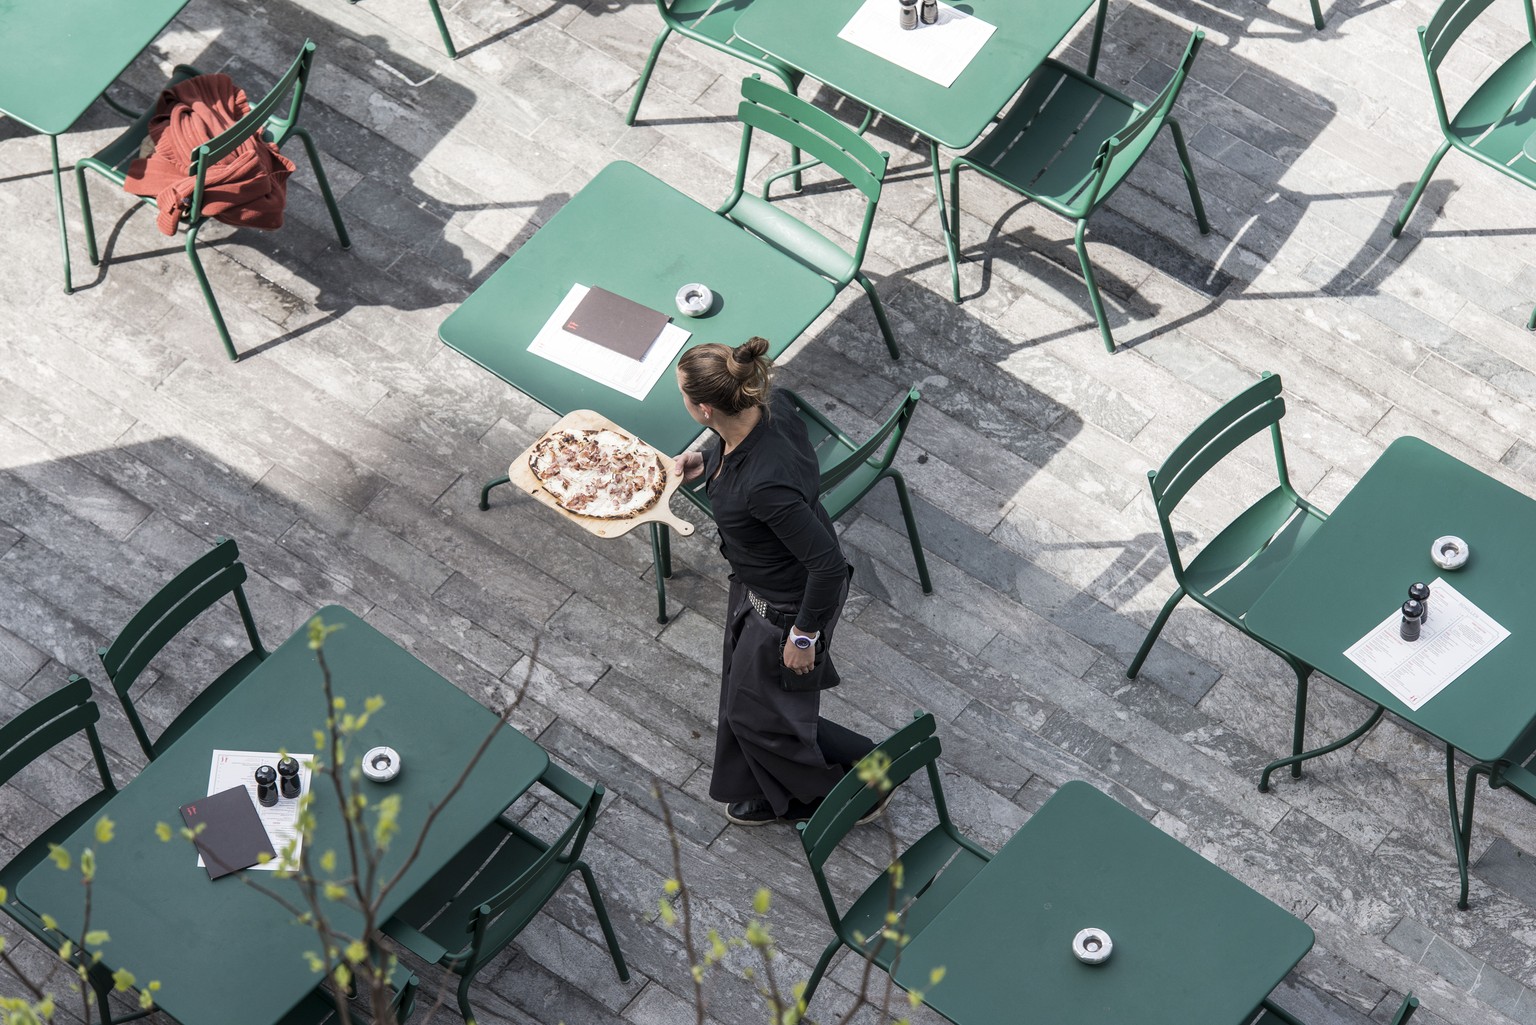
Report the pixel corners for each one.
[527,284,691,401]
[1342,577,1509,711]
[202,749,314,871]
[837,0,997,88]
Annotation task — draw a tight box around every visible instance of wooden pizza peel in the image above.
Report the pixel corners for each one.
[508,410,696,539]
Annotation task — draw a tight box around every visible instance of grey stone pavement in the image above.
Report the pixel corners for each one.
[12,0,1536,1021]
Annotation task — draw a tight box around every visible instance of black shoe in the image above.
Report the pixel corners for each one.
[726,798,779,826]
[784,797,823,823]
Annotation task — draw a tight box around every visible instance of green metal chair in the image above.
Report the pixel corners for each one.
[97,537,267,762]
[652,386,931,622]
[380,763,628,1024]
[1124,374,1378,792]
[1261,991,1418,1025]
[721,76,899,359]
[75,40,350,362]
[947,28,1209,353]
[1455,736,1536,907]
[0,675,156,1025]
[626,1,802,127]
[1390,0,1536,327]
[793,711,991,1013]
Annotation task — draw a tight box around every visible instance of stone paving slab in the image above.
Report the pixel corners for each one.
[8,0,1536,1022]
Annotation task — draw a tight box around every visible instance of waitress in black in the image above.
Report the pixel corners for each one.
[673,338,876,825]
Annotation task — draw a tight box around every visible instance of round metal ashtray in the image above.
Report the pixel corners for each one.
[675,283,713,317]
[1430,535,1469,571]
[1072,927,1112,965]
[361,745,402,783]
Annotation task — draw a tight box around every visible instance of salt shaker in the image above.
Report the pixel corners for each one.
[1400,599,1424,642]
[899,0,918,29]
[920,0,938,24]
[277,756,302,799]
[1408,581,1430,624]
[255,764,279,807]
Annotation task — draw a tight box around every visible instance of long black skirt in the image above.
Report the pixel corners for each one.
[709,574,874,817]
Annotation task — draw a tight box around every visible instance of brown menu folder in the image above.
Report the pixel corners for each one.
[180,785,276,880]
[563,286,670,361]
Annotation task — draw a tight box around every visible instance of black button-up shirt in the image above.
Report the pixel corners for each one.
[701,391,847,633]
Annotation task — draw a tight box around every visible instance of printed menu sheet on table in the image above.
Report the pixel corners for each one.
[837,0,997,88]
[528,284,690,401]
[202,750,314,871]
[1343,578,1509,711]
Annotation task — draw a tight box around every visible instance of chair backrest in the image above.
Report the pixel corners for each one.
[0,676,114,795]
[1417,0,1536,125]
[718,76,889,285]
[1085,29,1204,214]
[465,765,603,963]
[797,713,951,927]
[1146,372,1293,582]
[186,41,317,221]
[97,537,265,758]
[790,387,921,497]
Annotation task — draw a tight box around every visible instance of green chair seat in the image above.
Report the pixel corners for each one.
[380,763,627,1024]
[656,386,931,621]
[949,29,1209,353]
[723,193,859,284]
[75,40,349,362]
[793,712,992,1015]
[1391,0,1536,326]
[1126,373,1334,790]
[97,537,267,762]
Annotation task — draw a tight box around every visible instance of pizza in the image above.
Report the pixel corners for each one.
[528,428,667,519]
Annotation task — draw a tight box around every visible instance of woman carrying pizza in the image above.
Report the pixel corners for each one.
[673,337,881,826]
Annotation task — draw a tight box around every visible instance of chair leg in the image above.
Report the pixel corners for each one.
[652,523,670,624]
[1167,118,1209,234]
[1287,661,1310,776]
[1453,752,1492,910]
[49,136,74,294]
[1087,0,1108,76]
[578,862,631,981]
[1527,304,1536,331]
[888,472,932,593]
[455,970,479,1025]
[1125,587,1183,679]
[184,221,240,362]
[76,163,101,266]
[289,127,351,249]
[1391,993,1419,1025]
[1310,0,1325,29]
[479,475,511,510]
[1259,701,1384,793]
[947,159,967,303]
[625,27,672,126]
[801,939,843,1010]
[856,272,900,360]
[425,0,459,58]
[1073,220,1116,353]
[1391,140,1450,239]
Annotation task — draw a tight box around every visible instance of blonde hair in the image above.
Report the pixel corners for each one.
[677,337,773,415]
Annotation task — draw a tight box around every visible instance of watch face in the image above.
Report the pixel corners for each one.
[793,635,814,649]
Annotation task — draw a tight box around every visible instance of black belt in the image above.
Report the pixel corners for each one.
[747,590,793,629]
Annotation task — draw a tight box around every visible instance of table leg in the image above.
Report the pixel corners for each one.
[1088,0,1108,78]
[479,475,511,510]
[49,135,73,294]
[931,140,964,304]
[651,523,671,624]
[1259,703,1385,792]
[1449,747,1492,910]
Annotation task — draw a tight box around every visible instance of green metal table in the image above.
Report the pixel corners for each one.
[16,606,548,1025]
[734,0,1105,292]
[1245,437,1536,907]
[0,0,189,294]
[892,781,1314,1023]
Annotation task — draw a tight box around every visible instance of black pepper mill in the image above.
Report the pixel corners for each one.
[254,764,279,806]
[1400,599,1424,642]
[920,0,938,23]
[277,756,302,799]
[1408,582,1431,624]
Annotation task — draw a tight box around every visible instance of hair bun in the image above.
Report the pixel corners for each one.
[733,336,771,364]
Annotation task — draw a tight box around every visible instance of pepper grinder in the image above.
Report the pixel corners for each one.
[1408,581,1431,624]
[254,764,279,807]
[899,0,918,29]
[920,0,938,24]
[1400,599,1424,642]
[277,756,302,799]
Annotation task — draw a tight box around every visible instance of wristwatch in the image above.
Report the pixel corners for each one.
[789,628,818,650]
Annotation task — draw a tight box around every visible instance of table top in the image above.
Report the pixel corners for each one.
[735,0,1096,149]
[0,0,189,135]
[440,160,838,456]
[1246,436,1536,763]
[892,781,1313,1024]
[17,606,548,1025]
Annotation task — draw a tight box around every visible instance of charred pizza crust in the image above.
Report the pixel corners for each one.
[528,428,667,519]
